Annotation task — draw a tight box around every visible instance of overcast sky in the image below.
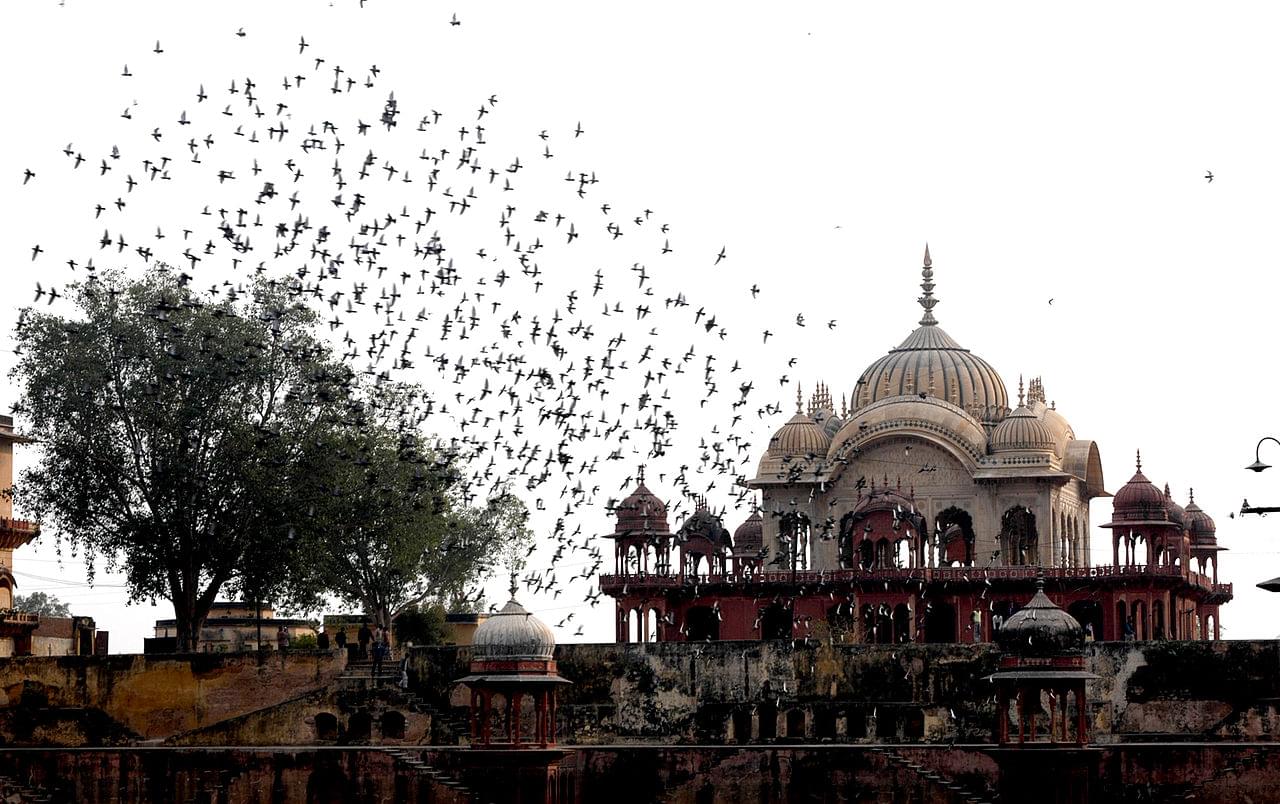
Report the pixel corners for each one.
[4,1,1280,651]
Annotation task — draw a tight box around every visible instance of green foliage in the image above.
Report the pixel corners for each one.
[393,603,448,646]
[13,592,72,618]
[283,419,504,632]
[290,633,318,650]
[10,266,355,650]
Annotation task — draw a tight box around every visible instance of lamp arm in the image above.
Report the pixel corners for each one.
[1256,436,1280,463]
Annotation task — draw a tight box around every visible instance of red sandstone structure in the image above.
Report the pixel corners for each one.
[0,415,40,657]
[602,249,1232,646]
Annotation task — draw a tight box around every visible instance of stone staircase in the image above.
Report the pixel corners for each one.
[383,747,478,803]
[870,747,997,804]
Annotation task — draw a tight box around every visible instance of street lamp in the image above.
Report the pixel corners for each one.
[1245,436,1280,472]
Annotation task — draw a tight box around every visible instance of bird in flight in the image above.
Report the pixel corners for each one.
[715,246,726,265]
[1048,298,1054,305]
[1205,171,1213,183]
[450,13,461,26]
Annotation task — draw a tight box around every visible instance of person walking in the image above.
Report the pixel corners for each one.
[277,625,290,654]
[317,628,330,652]
[334,627,347,655]
[371,637,386,679]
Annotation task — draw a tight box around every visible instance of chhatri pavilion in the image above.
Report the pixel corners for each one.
[602,248,1231,645]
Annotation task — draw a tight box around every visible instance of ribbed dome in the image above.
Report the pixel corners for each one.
[1163,484,1186,529]
[990,405,1056,452]
[733,511,763,552]
[1184,490,1217,545]
[614,481,670,536]
[1111,453,1169,522]
[472,597,556,661]
[996,578,1084,657]
[851,249,1008,418]
[767,412,830,458]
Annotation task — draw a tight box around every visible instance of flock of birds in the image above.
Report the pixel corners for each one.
[13,21,844,627]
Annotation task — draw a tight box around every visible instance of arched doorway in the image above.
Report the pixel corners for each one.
[686,606,719,641]
[1131,600,1147,640]
[380,711,406,740]
[347,711,372,743]
[1000,506,1039,565]
[1152,600,1166,639]
[1067,601,1103,641]
[936,506,976,567]
[892,604,912,643]
[314,712,338,741]
[924,601,957,643]
[761,602,794,641]
[875,605,893,645]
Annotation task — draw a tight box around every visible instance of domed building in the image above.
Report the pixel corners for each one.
[456,579,570,748]
[602,248,1231,645]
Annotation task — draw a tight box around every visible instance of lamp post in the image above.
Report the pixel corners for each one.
[1245,436,1280,473]
[1241,437,1280,515]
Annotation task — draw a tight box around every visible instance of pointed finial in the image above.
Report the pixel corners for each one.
[796,384,803,414]
[1188,487,1195,504]
[918,244,939,326]
[1018,375,1025,407]
[1136,449,1142,472]
[637,464,646,484]
[509,569,519,601]
[1164,482,1171,498]
[1035,568,1046,592]
[841,393,848,418]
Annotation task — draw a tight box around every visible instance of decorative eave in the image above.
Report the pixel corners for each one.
[0,518,39,550]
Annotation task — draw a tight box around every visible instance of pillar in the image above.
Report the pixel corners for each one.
[512,691,523,745]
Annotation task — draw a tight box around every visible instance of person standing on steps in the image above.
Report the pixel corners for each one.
[358,622,372,661]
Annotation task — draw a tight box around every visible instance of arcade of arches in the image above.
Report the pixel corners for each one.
[602,251,1231,646]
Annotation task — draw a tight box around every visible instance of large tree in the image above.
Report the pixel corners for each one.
[11,266,354,650]
[285,416,505,634]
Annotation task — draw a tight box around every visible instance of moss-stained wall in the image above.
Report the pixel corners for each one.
[411,640,1280,745]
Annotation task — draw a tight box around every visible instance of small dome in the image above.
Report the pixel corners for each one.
[733,511,763,553]
[614,481,670,536]
[1184,489,1217,545]
[677,503,733,551]
[814,409,844,440]
[472,597,556,661]
[990,405,1056,452]
[996,577,1084,657]
[1163,484,1186,529]
[1111,452,1169,522]
[768,412,830,459]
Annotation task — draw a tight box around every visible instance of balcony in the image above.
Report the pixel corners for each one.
[600,562,1231,597]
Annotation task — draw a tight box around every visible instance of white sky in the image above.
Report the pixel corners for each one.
[3,1,1280,651]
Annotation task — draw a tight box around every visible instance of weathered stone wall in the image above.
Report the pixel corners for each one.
[411,639,1280,746]
[0,651,346,744]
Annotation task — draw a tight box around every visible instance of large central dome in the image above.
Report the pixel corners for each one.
[852,247,1009,420]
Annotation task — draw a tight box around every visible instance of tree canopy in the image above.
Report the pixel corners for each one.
[284,415,507,632]
[13,592,71,618]
[13,267,377,649]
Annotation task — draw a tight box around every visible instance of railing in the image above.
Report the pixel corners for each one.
[0,518,39,534]
[0,610,39,627]
[600,563,1232,595]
